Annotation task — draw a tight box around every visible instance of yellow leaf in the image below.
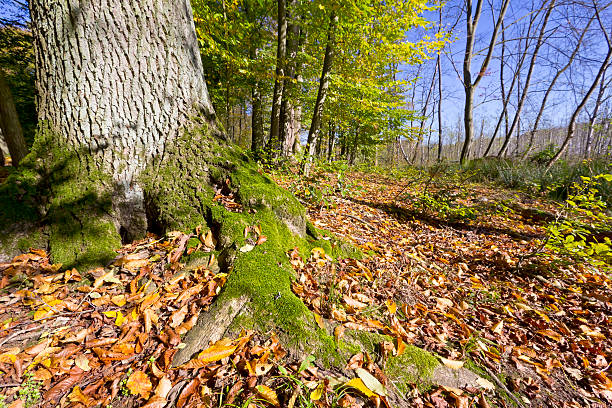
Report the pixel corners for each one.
[344,378,375,398]
[103,310,126,327]
[310,382,325,401]
[385,299,397,315]
[127,370,152,399]
[314,313,325,329]
[33,307,53,320]
[492,320,504,335]
[255,385,280,407]
[311,247,325,259]
[0,347,20,363]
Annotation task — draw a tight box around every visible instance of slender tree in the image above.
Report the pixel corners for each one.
[302,10,337,176]
[459,0,510,165]
[497,0,556,157]
[269,0,287,157]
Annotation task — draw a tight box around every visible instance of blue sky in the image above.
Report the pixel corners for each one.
[404,0,612,144]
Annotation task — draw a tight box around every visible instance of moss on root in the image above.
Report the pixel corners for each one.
[386,345,440,394]
[0,123,120,268]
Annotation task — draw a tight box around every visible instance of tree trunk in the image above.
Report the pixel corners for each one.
[302,11,337,176]
[584,70,606,158]
[460,0,509,165]
[279,0,300,157]
[436,8,443,162]
[0,69,28,167]
[268,0,287,158]
[497,0,554,157]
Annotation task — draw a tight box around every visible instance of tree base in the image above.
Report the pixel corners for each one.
[0,120,491,400]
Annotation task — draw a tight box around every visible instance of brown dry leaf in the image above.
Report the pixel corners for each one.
[170,305,188,328]
[45,367,85,403]
[127,370,153,399]
[537,329,562,342]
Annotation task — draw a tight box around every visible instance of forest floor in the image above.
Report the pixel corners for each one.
[0,167,611,408]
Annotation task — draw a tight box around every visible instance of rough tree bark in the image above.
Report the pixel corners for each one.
[0,69,28,167]
[302,11,337,176]
[279,4,304,158]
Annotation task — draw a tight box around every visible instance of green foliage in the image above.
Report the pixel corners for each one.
[544,174,612,268]
[0,25,36,146]
[18,372,42,408]
[529,144,557,165]
[410,190,478,221]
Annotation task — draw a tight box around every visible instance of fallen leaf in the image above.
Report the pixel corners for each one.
[441,357,464,370]
[127,370,153,399]
[255,385,280,407]
[180,338,237,369]
[344,378,375,398]
[355,367,387,396]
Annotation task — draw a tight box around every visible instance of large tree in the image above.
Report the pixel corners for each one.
[0,0,337,363]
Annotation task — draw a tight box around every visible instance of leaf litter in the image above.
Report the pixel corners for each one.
[0,169,610,407]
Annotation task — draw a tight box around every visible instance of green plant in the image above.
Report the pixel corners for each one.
[119,367,133,397]
[18,372,41,408]
[544,174,612,268]
[410,190,477,221]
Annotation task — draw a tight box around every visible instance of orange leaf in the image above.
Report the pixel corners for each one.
[179,338,237,369]
[385,300,397,315]
[127,370,153,399]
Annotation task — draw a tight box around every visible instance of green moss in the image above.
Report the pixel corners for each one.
[386,345,440,394]
[345,330,392,355]
[1,122,121,269]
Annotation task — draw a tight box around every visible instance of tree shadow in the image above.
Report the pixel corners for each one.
[345,196,542,242]
[0,137,125,270]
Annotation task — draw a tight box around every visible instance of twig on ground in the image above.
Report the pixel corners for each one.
[481,364,527,408]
